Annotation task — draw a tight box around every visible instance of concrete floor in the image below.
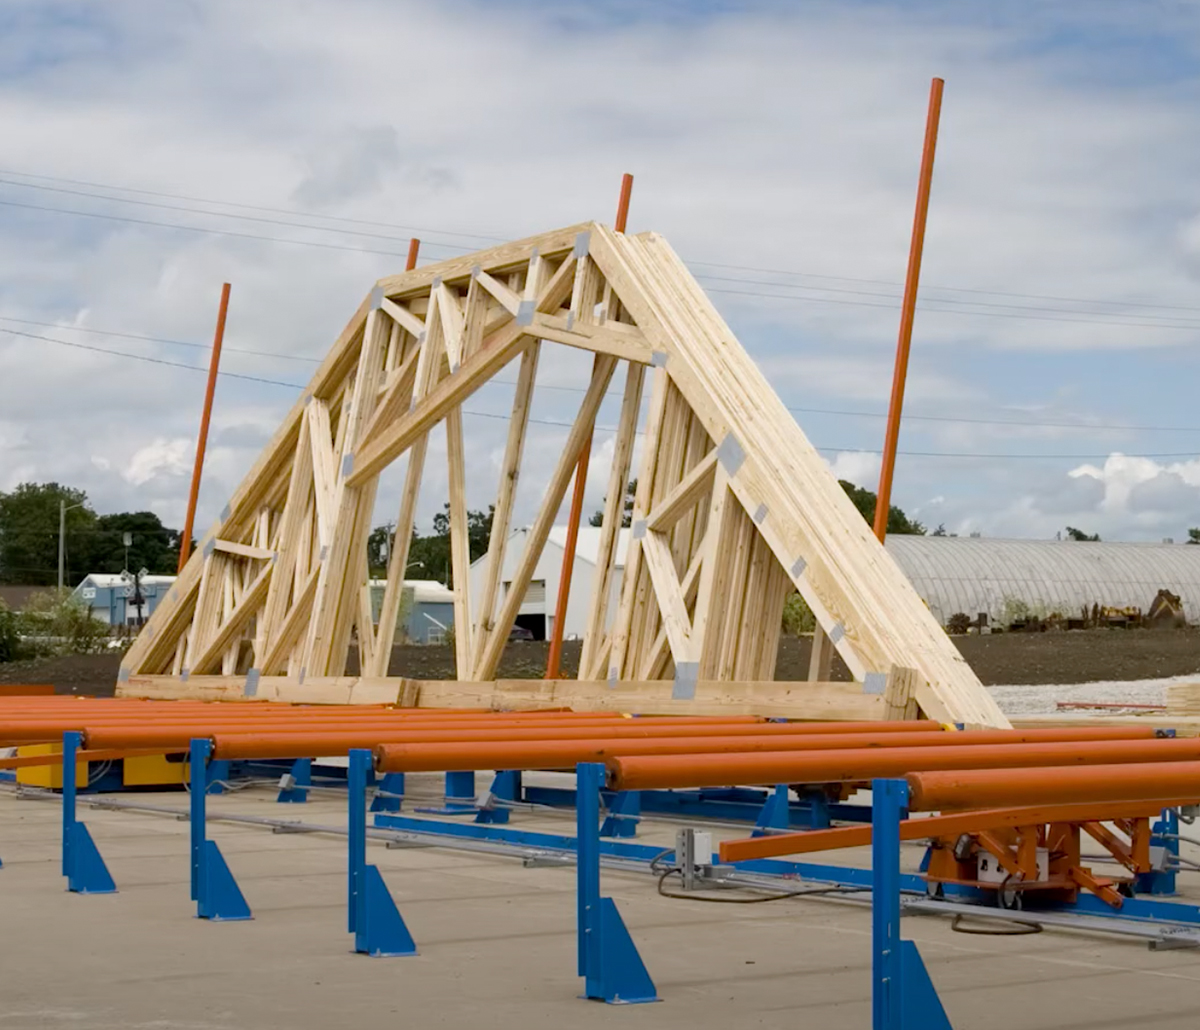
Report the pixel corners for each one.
[3,778,1200,1029]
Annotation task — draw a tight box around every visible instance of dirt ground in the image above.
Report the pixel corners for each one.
[2,627,1199,696]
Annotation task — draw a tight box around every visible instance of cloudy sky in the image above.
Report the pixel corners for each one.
[3,0,1200,545]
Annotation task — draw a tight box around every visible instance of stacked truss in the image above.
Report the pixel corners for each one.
[120,223,1009,728]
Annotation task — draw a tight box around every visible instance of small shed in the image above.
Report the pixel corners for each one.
[369,579,456,644]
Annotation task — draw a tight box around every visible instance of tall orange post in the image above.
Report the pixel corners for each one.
[545,173,634,679]
[406,237,421,272]
[178,282,231,571]
[873,78,943,542]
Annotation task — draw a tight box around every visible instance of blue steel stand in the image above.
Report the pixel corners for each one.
[416,770,476,815]
[370,772,405,813]
[872,778,952,1030]
[348,749,417,956]
[576,763,658,1004]
[61,732,116,894]
[189,738,251,921]
[751,784,791,837]
[600,790,641,838]
[206,759,232,795]
[276,757,312,803]
[475,770,521,825]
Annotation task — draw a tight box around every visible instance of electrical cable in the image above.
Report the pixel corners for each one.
[0,167,512,245]
[654,866,870,903]
[13,325,1200,460]
[0,313,322,364]
[7,165,1198,320]
[949,912,1044,936]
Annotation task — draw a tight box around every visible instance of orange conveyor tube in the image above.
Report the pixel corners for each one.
[79,723,1159,755]
[907,761,1200,811]
[371,727,1168,773]
[605,734,1195,791]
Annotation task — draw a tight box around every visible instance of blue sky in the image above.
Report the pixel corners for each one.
[2,0,1200,542]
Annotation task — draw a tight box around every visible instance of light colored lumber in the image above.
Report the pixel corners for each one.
[471,343,540,676]
[474,355,618,680]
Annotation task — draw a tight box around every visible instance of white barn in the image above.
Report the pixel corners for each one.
[468,526,631,641]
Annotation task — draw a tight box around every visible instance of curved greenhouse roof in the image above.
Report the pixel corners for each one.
[884,536,1200,625]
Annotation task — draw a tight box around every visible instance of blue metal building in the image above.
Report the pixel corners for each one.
[72,574,177,627]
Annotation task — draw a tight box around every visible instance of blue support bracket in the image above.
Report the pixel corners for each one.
[600,790,641,838]
[348,749,417,956]
[415,770,477,815]
[799,786,832,830]
[446,769,476,809]
[276,758,312,803]
[475,770,521,825]
[873,778,952,1030]
[189,738,251,921]
[751,784,791,838]
[371,772,405,813]
[61,731,116,894]
[206,759,232,795]
[576,763,658,1004]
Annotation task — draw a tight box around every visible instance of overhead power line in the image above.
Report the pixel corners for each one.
[0,167,511,244]
[10,322,1200,448]
[1,165,1197,323]
[0,314,322,364]
[10,325,1194,464]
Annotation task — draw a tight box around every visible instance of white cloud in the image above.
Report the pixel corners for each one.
[122,437,190,487]
[1,1,1199,543]
[826,450,882,489]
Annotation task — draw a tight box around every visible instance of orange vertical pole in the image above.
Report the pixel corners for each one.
[873,78,943,543]
[177,282,231,571]
[546,174,634,679]
[406,237,420,272]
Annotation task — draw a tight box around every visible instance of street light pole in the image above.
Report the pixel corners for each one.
[58,500,85,592]
[58,500,66,592]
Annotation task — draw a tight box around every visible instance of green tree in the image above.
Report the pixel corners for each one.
[0,483,96,585]
[370,505,495,588]
[79,511,183,575]
[1065,526,1100,542]
[1186,528,1200,545]
[589,479,638,527]
[838,480,926,535]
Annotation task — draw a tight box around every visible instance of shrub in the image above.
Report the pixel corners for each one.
[0,601,22,662]
[781,592,816,635]
[18,590,111,657]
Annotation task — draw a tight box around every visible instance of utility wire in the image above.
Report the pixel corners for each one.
[0,314,322,364]
[3,188,1191,335]
[693,273,1200,327]
[0,167,511,244]
[8,326,1199,461]
[8,308,1198,435]
[699,283,1200,333]
[2,166,1198,322]
[0,327,305,388]
[0,176,484,252]
[688,259,1200,315]
[0,197,464,260]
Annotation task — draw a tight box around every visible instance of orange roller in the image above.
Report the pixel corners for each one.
[2,713,722,746]
[907,761,1200,811]
[83,722,1164,756]
[606,735,1200,791]
[372,727,1166,773]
